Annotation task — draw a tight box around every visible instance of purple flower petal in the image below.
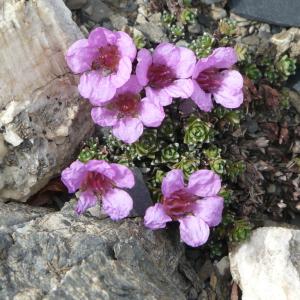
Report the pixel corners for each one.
[136,49,152,86]
[139,98,165,127]
[190,80,213,112]
[112,117,144,144]
[179,215,210,247]
[144,203,172,229]
[85,160,130,186]
[116,75,143,95]
[187,170,221,198]
[152,43,180,69]
[110,163,135,189]
[75,190,98,215]
[66,39,98,74]
[164,79,194,99]
[176,47,196,78]
[102,188,133,220]
[61,160,87,193]
[192,47,238,78]
[91,106,118,127]
[85,160,115,177]
[88,27,116,48]
[110,56,132,88]
[193,196,224,227]
[116,31,137,62]
[78,71,116,104]
[162,169,185,198]
[213,70,244,109]
[146,87,172,107]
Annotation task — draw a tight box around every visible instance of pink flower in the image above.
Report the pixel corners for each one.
[144,169,224,247]
[91,75,165,144]
[191,47,243,112]
[136,43,196,107]
[61,159,135,220]
[66,27,136,104]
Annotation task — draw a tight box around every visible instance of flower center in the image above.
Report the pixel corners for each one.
[92,45,120,73]
[196,68,222,93]
[162,189,198,220]
[110,92,140,117]
[147,63,175,89]
[81,172,114,195]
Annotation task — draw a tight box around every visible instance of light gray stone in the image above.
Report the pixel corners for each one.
[271,28,298,56]
[210,6,227,21]
[0,0,94,202]
[137,23,167,43]
[0,200,195,299]
[82,0,113,23]
[229,227,300,300]
[288,90,300,114]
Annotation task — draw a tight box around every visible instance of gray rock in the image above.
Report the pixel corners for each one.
[127,168,153,217]
[82,0,113,23]
[229,227,300,300]
[188,22,203,34]
[241,35,260,46]
[65,0,88,9]
[0,200,196,299]
[271,28,298,56]
[137,23,167,43]
[288,90,300,114]
[229,0,300,27]
[0,0,94,202]
[287,68,300,93]
[210,6,227,21]
[0,202,53,227]
[200,0,223,4]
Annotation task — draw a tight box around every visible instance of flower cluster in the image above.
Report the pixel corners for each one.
[66,27,243,144]
[62,27,245,248]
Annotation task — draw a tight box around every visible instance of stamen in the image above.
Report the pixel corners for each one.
[196,68,222,93]
[147,63,175,89]
[81,172,114,195]
[92,45,120,73]
[162,189,198,220]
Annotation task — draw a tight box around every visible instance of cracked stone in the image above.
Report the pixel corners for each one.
[0,0,94,202]
[229,227,300,300]
[0,200,197,299]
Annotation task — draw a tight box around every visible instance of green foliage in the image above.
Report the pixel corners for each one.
[180,8,197,25]
[204,147,226,175]
[218,18,237,37]
[234,44,248,62]
[158,117,176,141]
[173,155,199,178]
[78,138,107,162]
[133,33,146,49]
[169,24,185,41]
[184,116,213,146]
[162,11,176,27]
[229,219,252,243]
[280,88,290,109]
[244,63,262,81]
[160,143,180,164]
[189,33,215,58]
[276,55,296,80]
[226,161,246,182]
[132,130,159,159]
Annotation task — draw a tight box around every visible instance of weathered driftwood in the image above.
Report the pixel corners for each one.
[0,0,93,201]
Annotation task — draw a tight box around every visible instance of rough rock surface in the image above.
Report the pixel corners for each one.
[0,200,196,299]
[229,227,300,300]
[229,0,300,27]
[0,0,94,202]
